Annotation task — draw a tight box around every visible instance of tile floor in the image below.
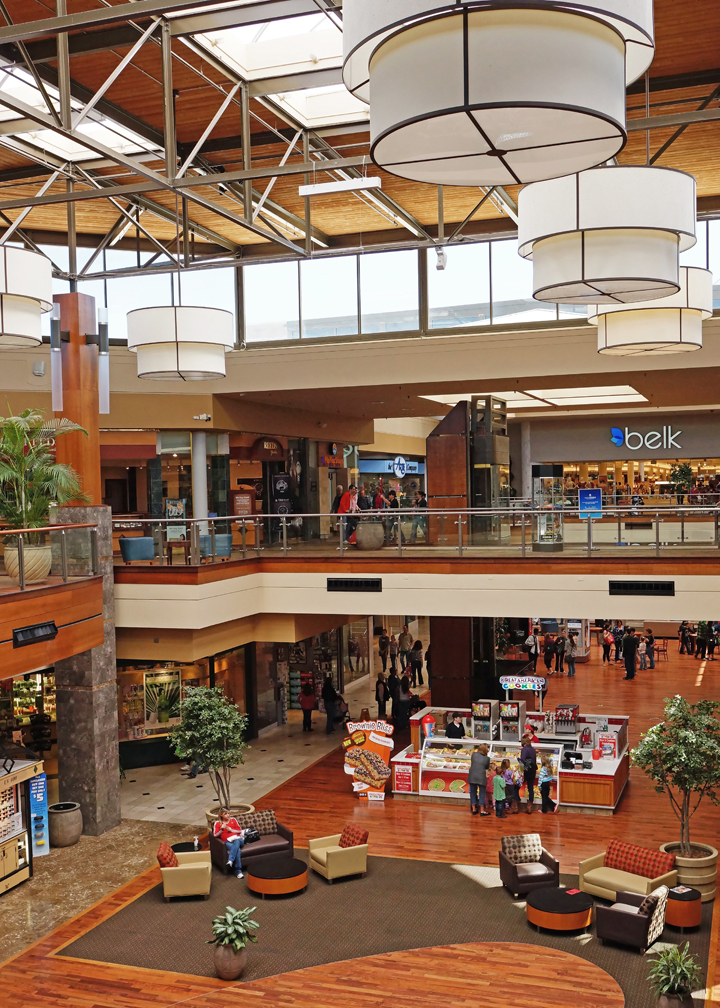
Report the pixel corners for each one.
[121,672,381,825]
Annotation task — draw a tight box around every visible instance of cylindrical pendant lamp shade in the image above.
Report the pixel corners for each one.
[343,1,654,186]
[0,246,53,346]
[518,167,697,304]
[127,306,235,380]
[589,267,713,356]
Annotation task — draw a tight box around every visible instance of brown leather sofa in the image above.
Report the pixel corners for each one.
[595,887,669,952]
[209,810,293,874]
[498,833,560,898]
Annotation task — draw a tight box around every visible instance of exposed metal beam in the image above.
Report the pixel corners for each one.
[0,0,308,44]
[248,66,344,97]
[169,0,325,37]
[628,106,720,131]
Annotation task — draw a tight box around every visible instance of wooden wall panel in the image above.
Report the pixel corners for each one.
[426,436,468,500]
[0,614,104,678]
[427,616,473,708]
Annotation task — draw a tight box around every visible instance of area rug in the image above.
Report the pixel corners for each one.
[58,853,711,1007]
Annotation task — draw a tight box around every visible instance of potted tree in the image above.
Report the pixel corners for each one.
[0,408,87,584]
[632,695,720,900]
[207,905,259,980]
[170,686,253,827]
[670,462,693,502]
[647,942,701,1008]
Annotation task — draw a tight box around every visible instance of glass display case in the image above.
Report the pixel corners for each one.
[419,736,480,796]
[532,464,564,552]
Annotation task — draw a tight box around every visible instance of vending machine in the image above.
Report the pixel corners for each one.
[499,700,526,741]
[471,700,499,740]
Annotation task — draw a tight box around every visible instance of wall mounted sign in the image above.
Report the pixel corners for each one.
[250,437,285,460]
[610,425,682,450]
[578,488,603,519]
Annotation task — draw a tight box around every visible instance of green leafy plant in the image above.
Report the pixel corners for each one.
[170,686,249,807]
[207,906,259,951]
[670,462,694,492]
[0,408,88,538]
[632,696,720,855]
[648,942,701,996]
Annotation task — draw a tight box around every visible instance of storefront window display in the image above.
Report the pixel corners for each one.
[213,647,246,712]
[342,620,370,686]
[254,642,279,733]
[117,660,210,741]
[0,672,56,728]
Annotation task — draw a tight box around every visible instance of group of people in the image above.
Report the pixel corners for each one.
[600,622,656,680]
[374,625,429,725]
[444,720,557,816]
[331,484,429,544]
[678,620,720,659]
[523,627,580,677]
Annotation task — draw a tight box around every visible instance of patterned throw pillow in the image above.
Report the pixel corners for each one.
[236,810,278,836]
[501,833,543,865]
[157,841,178,868]
[638,893,659,916]
[605,839,675,879]
[339,824,369,848]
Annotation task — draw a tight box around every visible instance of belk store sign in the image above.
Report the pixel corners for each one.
[510,412,720,463]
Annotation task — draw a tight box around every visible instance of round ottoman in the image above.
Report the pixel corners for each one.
[665,887,702,931]
[526,888,594,933]
[246,856,308,898]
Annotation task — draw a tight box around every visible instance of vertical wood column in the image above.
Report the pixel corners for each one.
[53,292,101,505]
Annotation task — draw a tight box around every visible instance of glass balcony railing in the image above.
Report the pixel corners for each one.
[0,523,98,592]
[111,505,720,565]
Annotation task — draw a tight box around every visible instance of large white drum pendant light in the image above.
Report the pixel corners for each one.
[343,1,654,186]
[589,267,713,356]
[518,167,697,304]
[127,306,234,380]
[0,246,53,346]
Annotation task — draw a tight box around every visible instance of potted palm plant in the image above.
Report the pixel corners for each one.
[0,408,87,584]
[648,942,701,1007]
[207,905,259,980]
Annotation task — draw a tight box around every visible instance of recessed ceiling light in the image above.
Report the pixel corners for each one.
[539,394,647,406]
[526,385,644,399]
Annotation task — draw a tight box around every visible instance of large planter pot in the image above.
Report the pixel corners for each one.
[4,544,52,585]
[355,521,385,551]
[657,994,694,1008]
[205,803,255,831]
[213,944,247,980]
[660,842,717,902]
[48,802,83,847]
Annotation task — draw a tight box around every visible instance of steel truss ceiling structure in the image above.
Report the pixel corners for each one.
[0,0,715,282]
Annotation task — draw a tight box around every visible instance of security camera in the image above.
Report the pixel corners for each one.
[436,248,447,271]
[193,413,212,422]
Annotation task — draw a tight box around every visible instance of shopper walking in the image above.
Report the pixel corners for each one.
[612,621,625,663]
[539,755,556,813]
[331,485,343,515]
[601,625,614,664]
[524,627,541,673]
[493,762,508,818]
[388,634,399,672]
[378,628,390,673]
[520,734,537,814]
[708,625,717,661]
[468,743,491,816]
[543,633,556,673]
[696,621,708,660]
[409,491,429,543]
[410,639,425,687]
[398,624,413,671]
[679,621,692,655]
[394,676,413,729]
[555,630,567,674]
[375,672,390,718]
[565,631,578,677]
[299,681,315,732]
[386,489,406,544]
[321,675,338,734]
[645,628,656,669]
[621,627,639,680]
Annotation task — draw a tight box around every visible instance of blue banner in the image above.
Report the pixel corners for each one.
[29,773,49,857]
[578,488,603,519]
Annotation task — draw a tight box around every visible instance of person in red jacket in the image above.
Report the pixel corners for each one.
[299,681,316,732]
[213,809,247,878]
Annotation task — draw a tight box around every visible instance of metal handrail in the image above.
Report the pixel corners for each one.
[0,522,99,590]
[0,522,98,534]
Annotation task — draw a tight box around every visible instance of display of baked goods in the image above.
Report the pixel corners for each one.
[345,747,391,789]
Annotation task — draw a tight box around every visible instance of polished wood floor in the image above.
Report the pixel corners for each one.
[1,643,719,1008]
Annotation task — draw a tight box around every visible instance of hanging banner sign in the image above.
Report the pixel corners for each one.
[343,719,394,801]
[499,675,546,691]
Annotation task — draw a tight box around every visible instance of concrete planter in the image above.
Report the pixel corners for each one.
[205,803,255,831]
[660,841,717,902]
[48,802,83,847]
[355,521,385,551]
[213,944,247,980]
[4,544,52,585]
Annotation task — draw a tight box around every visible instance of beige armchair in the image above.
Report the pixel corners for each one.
[309,833,368,883]
[160,850,212,901]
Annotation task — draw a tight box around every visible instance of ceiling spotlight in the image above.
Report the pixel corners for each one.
[436,248,447,271]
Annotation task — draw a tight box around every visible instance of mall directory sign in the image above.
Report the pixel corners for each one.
[343,719,394,801]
